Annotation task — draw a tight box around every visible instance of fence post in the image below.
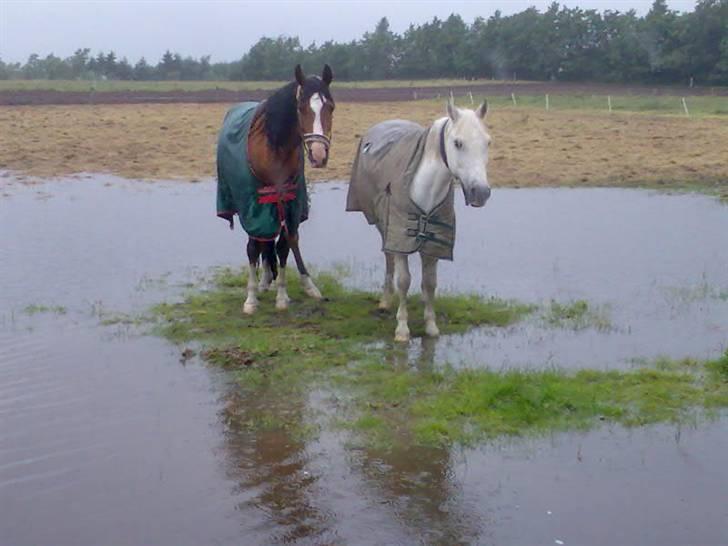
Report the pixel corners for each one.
[468,91,474,105]
[545,94,550,110]
[682,97,690,117]
[608,95,612,113]
[511,92,517,106]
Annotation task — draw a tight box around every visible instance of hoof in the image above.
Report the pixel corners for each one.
[378,299,391,310]
[275,297,289,311]
[301,276,323,300]
[394,325,410,343]
[305,286,322,300]
[425,322,440,337]
[243,301,257,315]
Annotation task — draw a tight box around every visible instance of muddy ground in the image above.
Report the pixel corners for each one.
[1,101,727,190]
[0,81,725,106]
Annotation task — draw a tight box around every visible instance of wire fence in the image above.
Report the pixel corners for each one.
[419,90,727,117]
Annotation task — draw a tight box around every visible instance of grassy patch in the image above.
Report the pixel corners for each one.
[342,351,728,446]
[0,78,511,93]
[148,268,728,447]
[450,93,728,117]
[151,268,530,345]
[23,304,67,315]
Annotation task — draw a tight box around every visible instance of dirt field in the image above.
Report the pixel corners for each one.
[1,100,726,193]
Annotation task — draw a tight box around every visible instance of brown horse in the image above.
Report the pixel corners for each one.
[216,65,334,314]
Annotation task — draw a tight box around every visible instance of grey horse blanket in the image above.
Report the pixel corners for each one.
[216,102,308,241]
[346,120,455,260]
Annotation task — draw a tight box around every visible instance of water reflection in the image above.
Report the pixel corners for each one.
[220,386,332,545]
[360,338,478,544]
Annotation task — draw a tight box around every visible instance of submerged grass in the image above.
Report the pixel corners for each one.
[23,304,67,315]
[149,267,728,447]
[542,299,612,331]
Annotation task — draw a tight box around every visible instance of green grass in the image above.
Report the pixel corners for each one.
[344,354,728,446]
[449,93,728,116]
[0,78,518,93]
[2,79,724,116]
[23,304,67,315]
[152,268,531,345]
[148,267,728,447]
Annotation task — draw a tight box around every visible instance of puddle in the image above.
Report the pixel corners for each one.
[303,184,728,369]
[1,176,727,545]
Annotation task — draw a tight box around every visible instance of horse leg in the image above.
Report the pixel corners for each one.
[421,253,440,337]
[379,252,395,310]
[289,233,322,300]
[275,234,291,310]
[394,254,411,342]
[244,238,262,315]
[259,240,277,291]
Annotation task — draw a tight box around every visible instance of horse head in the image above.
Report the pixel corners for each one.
[294,64,335,168]
[444,98,491,207]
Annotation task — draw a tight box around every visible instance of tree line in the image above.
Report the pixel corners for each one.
[1,1,726,85]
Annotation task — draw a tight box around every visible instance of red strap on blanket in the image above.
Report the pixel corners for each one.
[256,183,298,236]
[257,186,297,204]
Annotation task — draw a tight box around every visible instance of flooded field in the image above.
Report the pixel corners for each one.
[2,177,727,545]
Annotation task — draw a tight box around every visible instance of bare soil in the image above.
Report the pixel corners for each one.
[1,101,726,191]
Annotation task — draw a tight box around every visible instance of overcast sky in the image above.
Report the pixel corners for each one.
[0,0,697,64]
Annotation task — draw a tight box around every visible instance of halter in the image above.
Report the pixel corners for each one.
[302,132,331,151]
[438,119,450,169]
[296,84,332,155]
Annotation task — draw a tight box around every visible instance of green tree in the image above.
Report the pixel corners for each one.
[359,17,399,79]
[133,57,154,80]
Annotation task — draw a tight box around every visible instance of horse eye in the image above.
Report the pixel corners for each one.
[454,139,463,150]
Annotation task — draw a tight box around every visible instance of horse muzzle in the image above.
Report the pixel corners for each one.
[304,133,330,169]
[463,183,491,207]
[308,142,328,168]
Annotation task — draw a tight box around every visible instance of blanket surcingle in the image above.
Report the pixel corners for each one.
[346,120,456,260]
[216,102,308,241]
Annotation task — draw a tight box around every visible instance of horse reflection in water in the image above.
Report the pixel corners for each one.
[218,339,478,544]
[220,388,331,544]
[354,338,481,544]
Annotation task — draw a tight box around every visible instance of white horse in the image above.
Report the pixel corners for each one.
[347,99,491,341]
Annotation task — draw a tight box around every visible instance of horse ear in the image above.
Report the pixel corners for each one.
[446,97,459,121]
[294,64,306,86]
[322,64,333,85]
[477,100,488,119]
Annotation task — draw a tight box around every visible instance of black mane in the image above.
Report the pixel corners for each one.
[263,81,299,150]
[263,77,334,150]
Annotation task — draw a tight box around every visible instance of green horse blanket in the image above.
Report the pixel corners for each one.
[216,102,308,240]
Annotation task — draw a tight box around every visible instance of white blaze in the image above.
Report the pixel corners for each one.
[310,93,324,135]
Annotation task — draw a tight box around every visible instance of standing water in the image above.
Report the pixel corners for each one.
[1,176,727,545]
